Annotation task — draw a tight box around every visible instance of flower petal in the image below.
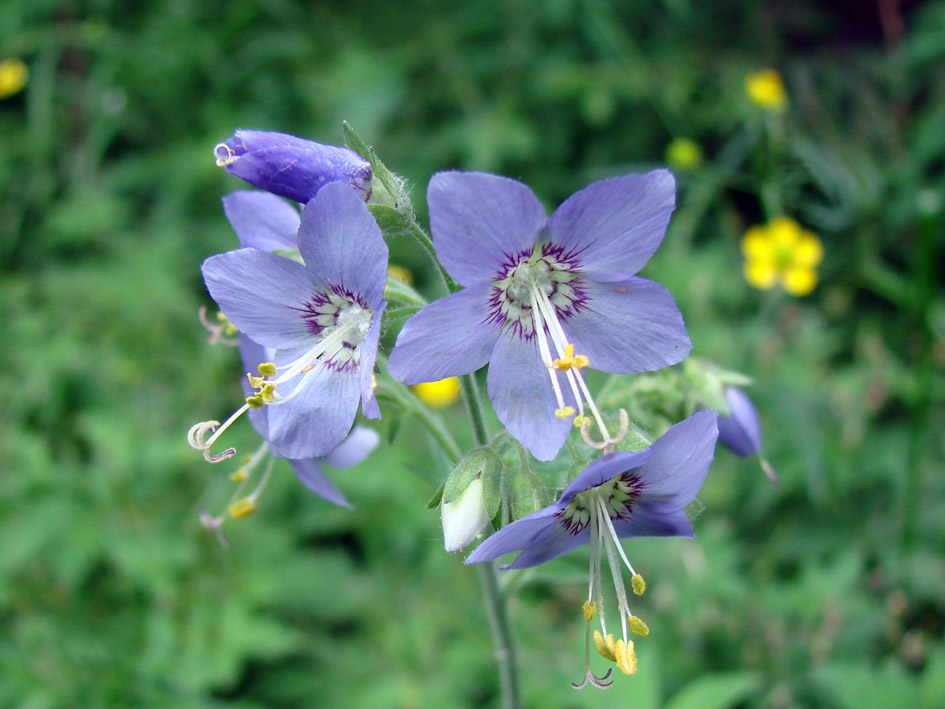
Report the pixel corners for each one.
[486,327,572,461]
[202,248,321,350]
[636,411,717,507]
[298,182,389,306]
[545,170,675,277]
[288,458,353,508]
[359,301,385,420]
[501,522,591,569]
[322,425,380,468]
[428,172,547,286]
[223,191,300,251]
[559,449,652,502]
[464,507,559,564]
[388,283,501,384]
[238,335,273,439]
[564,277,691,374]
[266,359,361,459]
[611,508,693,539]
[717,387,762,457]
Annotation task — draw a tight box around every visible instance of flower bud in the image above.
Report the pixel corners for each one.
[214,130,372,204]
[441,477,490,553]
[717,386,762,457]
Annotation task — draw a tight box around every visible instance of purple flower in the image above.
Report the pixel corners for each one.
[388,171,691,460]
[214,130,372,204]
[467,411,717,683]
[201,182,387,460]
[223,191,300,252]
[716,386,761,457]
[238,337,379,508]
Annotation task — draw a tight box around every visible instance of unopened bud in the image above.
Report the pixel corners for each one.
[441,477,489,553]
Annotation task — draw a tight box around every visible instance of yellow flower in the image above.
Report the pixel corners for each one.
[665,138,702,172]
[745,69,787,112]
[413,377,461,408]
[387,264,413,284]
[741,217,823,296]
[0,58,28,99]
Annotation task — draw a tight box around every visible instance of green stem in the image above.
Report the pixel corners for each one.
[405,214,522,709]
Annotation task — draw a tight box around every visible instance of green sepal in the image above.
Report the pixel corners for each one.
[427,481,445,509]
[342,122,413,216]
[683,358,754,415]
[368,203,413,238]
[443,447,502,520]
[613,425,652,453]
[509,472,546,521]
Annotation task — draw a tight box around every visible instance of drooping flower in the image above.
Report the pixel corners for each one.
[466,411,718,686]
[388,170,691,460]
[745,69,787,112]
[239,336,379,508]
[214,130,373,204]
[716,386,776,483]
[741,216,823,296]
[193,182,388,461]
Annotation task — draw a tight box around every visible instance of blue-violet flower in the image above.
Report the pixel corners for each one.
[388,171,691,460]
[214,130,372,204]
[466,411,717,686]
[192,182,387,461]
[716,386,776,482]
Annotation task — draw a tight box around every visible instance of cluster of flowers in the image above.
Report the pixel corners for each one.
[188,129,769,687]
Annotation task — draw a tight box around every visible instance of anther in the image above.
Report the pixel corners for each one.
[257,362,276,377]
[230,468,249,483]
[228,498,257,519]
[198,306,239,346]
[556,406,576,419]
[631,573,646,596]
[245,395,265,409]
[582,600,597,621]
[593,630,617,662]
[628,616,649,637]
[573,413,590,430]
[614,639,637,675]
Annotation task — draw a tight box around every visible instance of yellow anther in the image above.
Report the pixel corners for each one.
[230,468,249,483]
[573,413,590,429]
[228,498,257,519]
[593,630,617,662]
[582,600,596,621]
[572,354,590,369]
[631,573,646,596]
[629,616,650,637]
[245,395,265,409]
[0,58,29,99]
[215,311,238,335]
[555,406,575,419]
[259,382,276,402]
[248,373,265,388]
[614,639,638,675]
[552,343,575,371]
[257,362,277,377]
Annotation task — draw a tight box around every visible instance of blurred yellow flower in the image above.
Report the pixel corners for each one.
[0,58,28,99]
[745,69,787,112]
[413,377,461,408]
[387,264,413,284]
[741,217,823,296]
[665,138,702,172]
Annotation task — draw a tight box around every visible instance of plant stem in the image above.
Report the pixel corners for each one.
[405,218,522,709]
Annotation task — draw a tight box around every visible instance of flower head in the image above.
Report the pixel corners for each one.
[197,182,387,460]
[745,69,787,112]
[467,412,718,685]
[388,171,691,460]
[665,138,702,172]
[716,386,776,483]
[741,217,823,296]
[413,377,461,408]
[214,130,372,204]
[0,58,28,99]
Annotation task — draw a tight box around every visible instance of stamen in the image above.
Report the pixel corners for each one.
[198,306,239,346]
[529,293,569,413]
[593,630,617,662]
[228,497,257,519]
[629,616,649,636]
[631,573,646,596]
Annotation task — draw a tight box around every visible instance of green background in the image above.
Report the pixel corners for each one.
[1,0,943,706]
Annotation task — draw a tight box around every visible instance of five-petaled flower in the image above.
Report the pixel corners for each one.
[388,171,691,460]
[741,216,823,296]
[467,411,718,686]
[745,69,788,112]
[196,182,388,461]
[214,130,373,204]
